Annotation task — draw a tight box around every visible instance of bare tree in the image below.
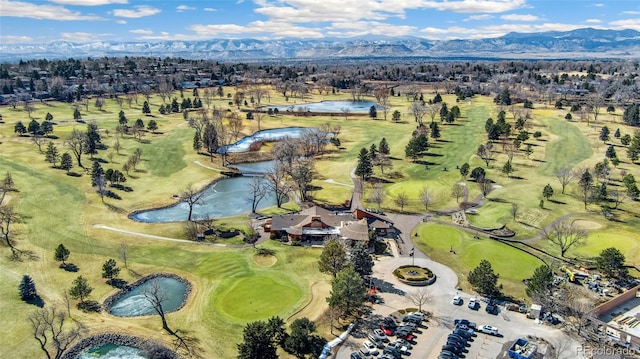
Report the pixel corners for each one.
[247,176,267,213]
[544,220,587,257]
[264,163,292,208]
[478,178,493,198]
[144,279,173,333]
[553,166,574,194]
[410,101,427,125]
[406,287,431,312]
[451,183,465,203]
[29,306,85,359]
[227,112,244,141]
[65,129,87,167]
[510,203,519,221]
[0,204,20,256]
[476,143,495,167]
[419,186,434,211]
[394,191,409,212]
[368,183,385,208]
[119,242,128,268]
[564,285,597,336]
[426,102,443,123]
[180,184,205,222]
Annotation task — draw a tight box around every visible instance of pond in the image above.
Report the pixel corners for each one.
[264,100,379,114]
[109,277,188,317]
[130,175,280,222]
[76,344,146,359]
[222,126,311,153]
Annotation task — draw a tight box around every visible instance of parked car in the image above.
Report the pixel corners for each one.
[362,341,379,356]
[350,352,363,359]
[382,345,402,359]
[445,339,466,352]
[448,334,469,346]
[440,349,460,359]
[407,311,426,320]
[397,323,417,333]
[380,325,394,336]
[372,328,389,342]
[478,325,500,336]
[454,319,477,329]
[453,328,474,340]
[442,344,465,355]
[383,316,398,329]
[367,335,385,349]
[396,329,415,341]
[402,314,422,324]
[393,338,413,349]
[379,354,395,359]
[455,324,477,336]
[452,295,463,305]
[468,297,480,310]
[391,342,410,355]
[485,301,499,315]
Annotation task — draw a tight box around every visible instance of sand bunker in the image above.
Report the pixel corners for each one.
[252,254,277,267]
[573,219,602,230]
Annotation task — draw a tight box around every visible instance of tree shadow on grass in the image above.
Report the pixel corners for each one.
[548,199,567,205]
[67,172,82,177]
[105,203,127,214]
[77,300,101,313]
[61,263,79,272]
[107,278,128,289]
[25,295,45,308]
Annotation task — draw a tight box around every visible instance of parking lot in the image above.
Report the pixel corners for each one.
[334,256,582,359]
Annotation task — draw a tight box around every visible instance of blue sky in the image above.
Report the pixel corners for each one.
[1,0,639,44]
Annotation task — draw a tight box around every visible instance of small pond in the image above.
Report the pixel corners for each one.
[76,344,146,359]
[264,100,379,114]
[109,277,188,317]
[222,126,311,153]
[131,175,280,222]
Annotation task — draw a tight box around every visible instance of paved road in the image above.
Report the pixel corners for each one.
[334,256,583,359]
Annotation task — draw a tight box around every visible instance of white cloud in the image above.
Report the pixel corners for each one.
[116,19,126,24]
[0,0,102,20]
[60,32,111,42]
[50,0,128,5]
[113,5,161,18]
[189,20,324,39]
[1,35,33,43]
[609,18,640,31]
[586,19,601,24]
[419,0,526,13]
[594,3,604,7]
[622,11,640,15]
[500,14,539,21]
[176,5,195,12]
[129,29,153,35]
[419,22,588,40]
[464,14,494,21]
[204,8,217,12]
[329,21,416,37]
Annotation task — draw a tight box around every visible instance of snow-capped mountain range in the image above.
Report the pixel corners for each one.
[2,28,639,62]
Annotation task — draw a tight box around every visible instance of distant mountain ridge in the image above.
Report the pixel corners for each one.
[2,28,639,62]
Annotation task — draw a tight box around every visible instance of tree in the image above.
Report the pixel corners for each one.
[451,183,465,203]
[596,247,628,279]
[429,121,441,140]
[501,160,514,177]
[101,258,121,284]
[543,183,554,200]
[14,121,27,135]
[349,242,373,278]
[28,119,41,136]
[392,109,401,123]
[578,169,593,209]
[180,184,205,222]
[54,243,70,266]
[467,259,500,297]
[605,145,617,160]
[69,275,92,303]
[142,101,151,115]
[65,129,87,167]
[45,141,60,167]
[470,167,485,182]
[554,166,574,194]
[327,267,366,318]
[247,176,267,213]
[476,143,494,167]
[147,119,158,133]
[355,148,373,181]
[599,126,610,143]
[29,306,84,359]
[318,239,347,278]
[202,122,219,162]
[73,107,81,120]
[368,105,377,119]
[237,320,280,359]
[419,186,434,211]
[90,161,104,187]
[284,318,326,359]
[379,137,390,155]
[394,191,408,212]
[524,144,534,158]
[406,287,431,312]
[144,279,174,333]
[265,163,291,208]
[60,153,73,173]
[459,163,469,180]
[19,275,38,301]
[510,203,518,220]
[525,265,554,304]
[544,220,587,257]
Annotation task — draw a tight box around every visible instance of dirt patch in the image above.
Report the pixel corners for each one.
[573,219,602,230]
[252,254,277,267]
[288,281,331,322]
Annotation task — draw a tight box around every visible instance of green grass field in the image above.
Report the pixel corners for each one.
[1,86,640,358]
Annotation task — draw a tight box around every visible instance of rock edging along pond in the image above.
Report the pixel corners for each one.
[103,273,192,316]
[61,333,180,359]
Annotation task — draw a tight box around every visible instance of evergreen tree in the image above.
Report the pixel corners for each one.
[605,145,617,159]
[147,119,158,133]
[142,101,151,114]
[501,160,513,177]
[45,141,59,167]
[14,121,27,135]
[596,247,628,279]
[599,126,610,143]
[349,242,374,277]
[69,275,92,303]
[468,259,500,297]
[368,105,377,119]
[90,161,104,187]
[237,320,280,359]
[430,121,441,139]
[60,152,73,173]
[54,243,70,266]
[379,138,390,155]
[318,240,347,278]
[460,163,470,179]
[614,128,621,138]
[327,267,367,318]
[542,183,554,200]
[101,259,121,283]
[118,110,127,125]
[525,265,553,300]
[73,108,81,120]
[19,275,38,301]
[355,148,373,181]
[28,119,41,136]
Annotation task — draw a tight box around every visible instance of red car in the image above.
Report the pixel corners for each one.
[396,330,414,341]
[380,325,393,336]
